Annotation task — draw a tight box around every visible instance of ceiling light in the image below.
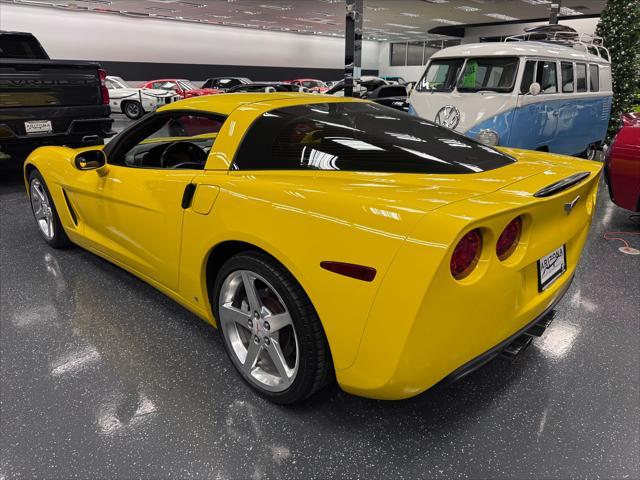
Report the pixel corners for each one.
[400,12,422,17]
[366,5,389,12]
[422,0,449,4]
[432,18,463,24]
[385,23,417,28]
[258,3,292,10]
[456,5,481,11]
[520,0,551,4]
[484,13,519,20]
[559,6,584,15]
[177,1,206,7]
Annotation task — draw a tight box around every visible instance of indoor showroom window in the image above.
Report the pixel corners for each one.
[390,39,461,67]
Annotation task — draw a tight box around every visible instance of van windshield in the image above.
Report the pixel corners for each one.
[457,57,519,92]
[415,59,464,92]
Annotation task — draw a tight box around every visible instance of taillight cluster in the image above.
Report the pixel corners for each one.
[450,216,523,280]
[450,229,482,280]
[496,217,522,261]
[98,68,109,105]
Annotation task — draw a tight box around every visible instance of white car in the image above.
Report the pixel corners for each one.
[106,76,181,120]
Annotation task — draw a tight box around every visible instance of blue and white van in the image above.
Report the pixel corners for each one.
[408,39,612,159]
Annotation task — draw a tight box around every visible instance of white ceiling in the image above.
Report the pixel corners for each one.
[4,0,606,41]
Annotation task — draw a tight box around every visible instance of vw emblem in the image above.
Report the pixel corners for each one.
[435,105,460,129]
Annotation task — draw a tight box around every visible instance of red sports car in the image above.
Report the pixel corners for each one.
[142,79,221,98]
[285,78,329,93]
[604,112,640,212]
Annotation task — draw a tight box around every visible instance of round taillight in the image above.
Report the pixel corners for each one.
[450,229,482,280]
[496,217,522,261]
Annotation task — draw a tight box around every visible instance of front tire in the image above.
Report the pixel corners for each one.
[28,170,70,248]
[213,251,332,404]
[123,100,143,120]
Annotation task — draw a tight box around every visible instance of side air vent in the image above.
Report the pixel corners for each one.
[533,172,591,198]
[62,189,78,226]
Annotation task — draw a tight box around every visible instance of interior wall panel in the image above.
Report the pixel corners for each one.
[0,3,380,81]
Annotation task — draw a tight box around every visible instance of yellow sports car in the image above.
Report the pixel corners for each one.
[24,93,601,403]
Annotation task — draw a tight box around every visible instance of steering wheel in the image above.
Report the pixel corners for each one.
[159,141,207,169]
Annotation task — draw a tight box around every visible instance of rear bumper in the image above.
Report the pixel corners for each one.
[0,104,114,151]
[436,273,573,387]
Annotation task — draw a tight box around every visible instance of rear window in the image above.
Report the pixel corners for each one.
[375,86,407,98]
[233,102,515,174]
[0,34,48,59]
[458,57,519,92]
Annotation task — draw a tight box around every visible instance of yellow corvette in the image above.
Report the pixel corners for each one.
[24,93,601,403]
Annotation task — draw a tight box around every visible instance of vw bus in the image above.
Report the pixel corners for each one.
[408,34,612,159]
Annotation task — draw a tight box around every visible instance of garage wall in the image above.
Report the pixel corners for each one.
[0,3,380,82]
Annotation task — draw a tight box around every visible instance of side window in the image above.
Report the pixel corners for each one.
[561,62,574,93]
[537,61,558,93]
[589,64,600,92]
[105,79,118,90]
[576,63,587,92]
[110,113,225,170]
[520,60,536,93]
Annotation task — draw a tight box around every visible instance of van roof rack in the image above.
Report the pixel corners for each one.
[504,25,610,61]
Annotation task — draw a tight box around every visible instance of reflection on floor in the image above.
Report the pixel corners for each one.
[1,117,638,478]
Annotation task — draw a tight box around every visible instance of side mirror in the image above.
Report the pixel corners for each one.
[528,82,541,96]
[74,149,106,171]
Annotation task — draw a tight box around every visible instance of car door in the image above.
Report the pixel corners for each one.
[69,110,226,291]
[514,59,559,150]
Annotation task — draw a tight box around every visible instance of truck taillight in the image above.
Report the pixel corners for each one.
[450,229,482,280]
[98,69,109,105]
[496,217,522,261]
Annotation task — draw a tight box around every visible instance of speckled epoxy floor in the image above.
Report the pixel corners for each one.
[1,120,639,479]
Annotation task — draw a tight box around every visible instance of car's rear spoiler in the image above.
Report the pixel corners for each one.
[533,172,591,198]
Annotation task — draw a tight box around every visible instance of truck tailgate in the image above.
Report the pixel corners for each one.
[0,60,102,108]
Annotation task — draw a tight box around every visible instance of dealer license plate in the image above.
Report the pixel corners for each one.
[24,120,53,134]
[537,245,567,291]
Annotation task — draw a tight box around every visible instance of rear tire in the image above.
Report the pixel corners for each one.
[123,100,143,120]
[28,170,70,248]
[213,251,333,404]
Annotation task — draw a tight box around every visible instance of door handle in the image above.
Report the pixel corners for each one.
[181,184,196,209]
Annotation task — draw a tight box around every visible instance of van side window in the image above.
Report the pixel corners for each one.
[537,61,558,93]
[520,60,536,93]
[576,63,587,92]
[589,64,600,92]
[561,62,574,93]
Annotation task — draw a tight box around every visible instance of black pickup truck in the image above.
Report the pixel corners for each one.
[0,31,114,160]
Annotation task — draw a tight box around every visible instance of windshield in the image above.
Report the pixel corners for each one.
[178,80,196,91]
[457,57,519,92]
[416,59,464,92]
[233,102,515,174]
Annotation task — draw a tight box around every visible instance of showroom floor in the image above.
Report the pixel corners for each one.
[1,116,639,479]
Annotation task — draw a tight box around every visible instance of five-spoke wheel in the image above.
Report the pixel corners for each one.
[28,170,70,248]
[214,252,332,404]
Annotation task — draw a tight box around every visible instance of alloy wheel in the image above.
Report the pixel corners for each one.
[218,270,299,392]
[30,178,55,240]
